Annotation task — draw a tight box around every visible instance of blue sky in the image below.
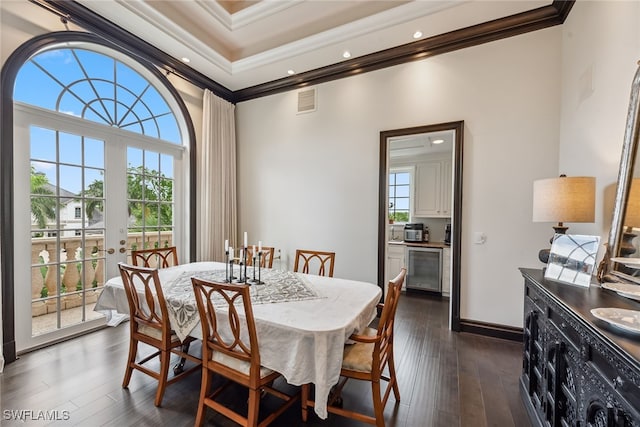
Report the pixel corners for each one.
[16,47,178,194]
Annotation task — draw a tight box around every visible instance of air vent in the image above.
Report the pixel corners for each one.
[297,88,316,114]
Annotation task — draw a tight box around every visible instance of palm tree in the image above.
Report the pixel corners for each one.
[30,167,56,229]
[82,166,173,229]
[82,178,103,221]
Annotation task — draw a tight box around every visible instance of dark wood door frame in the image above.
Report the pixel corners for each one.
[378,121,464,331]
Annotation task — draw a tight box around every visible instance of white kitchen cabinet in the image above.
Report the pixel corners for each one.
[413,159,452,218]
[440,160,452,217]
[441,246,451,296]
[386,244,406,291]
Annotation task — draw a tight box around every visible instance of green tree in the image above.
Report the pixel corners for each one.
[83,178,103,220]
[81,166,173,230]
[30,167,56,229]
[127,166,173,230]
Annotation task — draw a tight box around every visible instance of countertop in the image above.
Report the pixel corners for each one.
[388,240,449,249]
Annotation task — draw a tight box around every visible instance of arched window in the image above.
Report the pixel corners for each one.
[5,36,193,354]
[15,46,182,143]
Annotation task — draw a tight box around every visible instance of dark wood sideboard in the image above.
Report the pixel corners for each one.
[520,268,640,427]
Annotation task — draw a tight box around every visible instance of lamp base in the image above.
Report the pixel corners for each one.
[538,249,551,264]
[538,224,569,264]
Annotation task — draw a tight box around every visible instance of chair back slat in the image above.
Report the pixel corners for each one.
[132,246,179,269]
[118,263,170,336]
[294,249,335,277]
[192,278,261,370]
[374,268,406,375]
[245,246,275,268]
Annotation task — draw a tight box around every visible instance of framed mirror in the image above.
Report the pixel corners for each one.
[600,63,640,283]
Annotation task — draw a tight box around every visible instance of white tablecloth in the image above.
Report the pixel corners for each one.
[95,261,382,419]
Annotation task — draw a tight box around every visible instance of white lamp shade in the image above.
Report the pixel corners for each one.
[532,176,596,223]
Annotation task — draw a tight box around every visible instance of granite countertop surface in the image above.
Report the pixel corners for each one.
[388,240,448,249]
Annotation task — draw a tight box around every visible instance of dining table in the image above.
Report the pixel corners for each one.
[94,261,382,419]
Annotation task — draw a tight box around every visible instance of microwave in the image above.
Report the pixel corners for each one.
[404,223,425,242]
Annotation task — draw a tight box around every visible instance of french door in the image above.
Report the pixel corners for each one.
[13,103,185,352]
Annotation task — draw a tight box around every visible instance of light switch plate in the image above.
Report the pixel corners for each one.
[473,232,486,244]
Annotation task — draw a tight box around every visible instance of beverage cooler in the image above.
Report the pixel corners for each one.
[405,246,442,292]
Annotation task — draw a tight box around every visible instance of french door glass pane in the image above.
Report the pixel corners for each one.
[30,126,106,337]
[127,147,174,256]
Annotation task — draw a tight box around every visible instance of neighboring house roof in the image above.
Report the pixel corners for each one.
[42,183,77,205]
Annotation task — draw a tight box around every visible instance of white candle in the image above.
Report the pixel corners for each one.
[252,245,256,258]
[225,239,229,251]
[239,249,244,262]
[229,247,234,261]
[258,241,262,252]
[244,232,248,247]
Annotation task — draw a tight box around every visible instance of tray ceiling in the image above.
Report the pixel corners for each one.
[76,0,549,91]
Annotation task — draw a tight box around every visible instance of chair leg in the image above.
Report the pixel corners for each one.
[173,341,191,375]
[194,368,211,427]
[122,338,138,388]
[154,349,171,407]
[247,388,260,427]
[301,383,309,422]
[371,379,385,427]
[388,355,401,401]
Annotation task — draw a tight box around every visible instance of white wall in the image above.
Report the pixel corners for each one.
[558,1,640,244]
[237,28,562,327]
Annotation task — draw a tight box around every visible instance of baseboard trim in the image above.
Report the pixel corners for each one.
[460,319,523,342]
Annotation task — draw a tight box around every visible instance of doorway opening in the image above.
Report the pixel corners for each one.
[378,121,463,331]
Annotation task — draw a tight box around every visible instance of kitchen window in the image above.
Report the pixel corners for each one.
[388,168,412,223]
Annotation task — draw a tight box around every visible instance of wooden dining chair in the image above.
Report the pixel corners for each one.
[191,278,299,427]
[131,246,178,269]
[301,268,406,427]
[293,249,335,277]
[118,262,201,407]
[245,245,275,268]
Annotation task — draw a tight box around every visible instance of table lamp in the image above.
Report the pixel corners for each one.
[620,178,640,256]
[532,175,596,263]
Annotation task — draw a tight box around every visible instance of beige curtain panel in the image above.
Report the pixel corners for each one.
[198,90,237,261]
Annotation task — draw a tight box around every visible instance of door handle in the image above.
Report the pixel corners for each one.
[93,248,115,254]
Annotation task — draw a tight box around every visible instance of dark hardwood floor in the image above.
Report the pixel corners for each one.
[1,293,531,427]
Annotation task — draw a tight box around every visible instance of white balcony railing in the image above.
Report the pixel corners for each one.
[30,232,173,318]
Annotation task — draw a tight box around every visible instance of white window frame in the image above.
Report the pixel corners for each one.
[388,166,414,224]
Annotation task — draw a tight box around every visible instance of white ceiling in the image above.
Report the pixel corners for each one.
[76,0,548,91]
[389,130,454,158]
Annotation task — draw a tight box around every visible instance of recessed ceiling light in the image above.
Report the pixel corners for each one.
[181,57,190,63]
[287,69,295,75]
[342,51,351,59]
[413,31,423,39]
[432,139,444,144]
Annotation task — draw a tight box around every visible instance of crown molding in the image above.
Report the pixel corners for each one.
[234,0,575,102]
[192,0,232,30]
[116,0,232,73]
[35,0,235,101]
[233,0,462,74]
[231,0,302,30]
[34,0,574,104]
